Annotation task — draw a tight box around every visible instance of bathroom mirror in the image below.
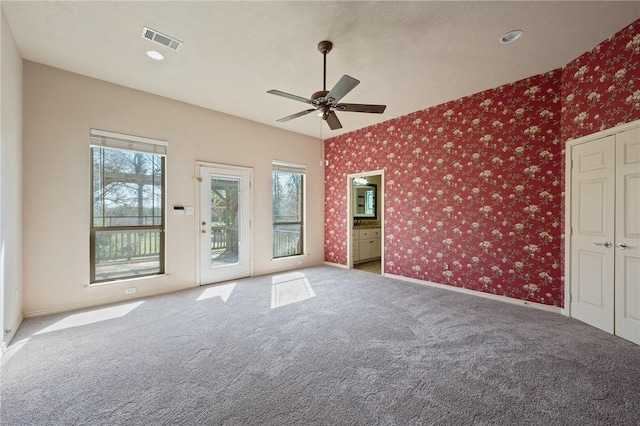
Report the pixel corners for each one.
[353,184,377,219]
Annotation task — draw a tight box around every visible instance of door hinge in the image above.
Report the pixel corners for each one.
[569,293,572,302]
[249,181,252,189]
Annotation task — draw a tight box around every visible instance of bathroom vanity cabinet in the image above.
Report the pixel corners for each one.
[352,228,381,263]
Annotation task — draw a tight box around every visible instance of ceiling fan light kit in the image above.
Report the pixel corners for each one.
[267,40,387,130]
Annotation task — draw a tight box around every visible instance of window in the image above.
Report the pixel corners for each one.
[272,161,305,258]
[90,130,166,283]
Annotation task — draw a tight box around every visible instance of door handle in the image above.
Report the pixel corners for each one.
[594,241,612,248]
[616,243,628,250]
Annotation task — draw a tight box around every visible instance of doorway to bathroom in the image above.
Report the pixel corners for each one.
[347,170,384,274]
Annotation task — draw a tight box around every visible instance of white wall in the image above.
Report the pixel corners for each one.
[1,9,24,348]
[22,61,324,316]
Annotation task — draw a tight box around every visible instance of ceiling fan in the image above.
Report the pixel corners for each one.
[267,41,387,130]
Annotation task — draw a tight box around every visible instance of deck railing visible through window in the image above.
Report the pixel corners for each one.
[96,229,161,261]
[95,226,297,259]
[273,225,303,258]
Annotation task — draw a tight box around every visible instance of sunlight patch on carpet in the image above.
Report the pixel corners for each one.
[197,282,236,302]
[1,338,30,364]
[35,301,144,335]
[271,272,316,309]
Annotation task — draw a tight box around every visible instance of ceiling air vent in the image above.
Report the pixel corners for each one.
[141,27,182,51]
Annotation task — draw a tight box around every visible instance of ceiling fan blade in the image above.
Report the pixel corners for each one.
[336,103,387,114]
[267,90,312,105]
[325,75,360,105]
[325,111,343,130]
[277,109,317,122]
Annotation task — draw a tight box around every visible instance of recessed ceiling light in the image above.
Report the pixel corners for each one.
[146,50,164,61]
[500,30,524,44]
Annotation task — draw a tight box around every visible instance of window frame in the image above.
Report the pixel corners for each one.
[272,161,306,259]
[89,129,167,284]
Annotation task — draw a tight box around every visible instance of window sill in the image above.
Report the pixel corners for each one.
[87,273,170,288]
[271,254,309,262]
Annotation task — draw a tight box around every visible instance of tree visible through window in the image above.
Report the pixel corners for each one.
[90,130,166,283]
[272,162,305,258]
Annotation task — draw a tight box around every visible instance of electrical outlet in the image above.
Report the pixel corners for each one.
[125,287,137,295]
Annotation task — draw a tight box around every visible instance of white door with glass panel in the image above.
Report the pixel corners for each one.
[570,127,640,345]
[199,166,251,284]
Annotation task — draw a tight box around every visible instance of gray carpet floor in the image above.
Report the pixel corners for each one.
[1,266,639,425]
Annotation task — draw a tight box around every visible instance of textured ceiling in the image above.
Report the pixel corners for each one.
[3,1,640,140]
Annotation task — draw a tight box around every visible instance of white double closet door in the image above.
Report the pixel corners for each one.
[570,126,640,345]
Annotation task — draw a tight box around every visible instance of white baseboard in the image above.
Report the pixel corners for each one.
[1,314,24,357]
[384,272,562,314]
[23,283,195,318]
[324,261,348,269]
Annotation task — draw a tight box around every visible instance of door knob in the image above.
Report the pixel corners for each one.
[202,222,206,226]
[201,230,206,234]
[594,241,612,248]
[616,243,628,250]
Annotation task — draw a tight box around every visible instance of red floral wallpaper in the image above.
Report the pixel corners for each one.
[562,19,640,141]
[324,19,639,308]
[325,70,564,306]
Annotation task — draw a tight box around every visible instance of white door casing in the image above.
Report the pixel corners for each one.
[347,170,385,271]
[570,135,616,334]
[199,165,251,285]
[614,128,640,344]
[568,123,640,345]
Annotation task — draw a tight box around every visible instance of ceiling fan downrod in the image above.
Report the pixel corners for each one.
[318,40,333,92]
[323,51,326,91]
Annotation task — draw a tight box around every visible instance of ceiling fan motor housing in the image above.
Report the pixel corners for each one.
[311,90,329,103]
